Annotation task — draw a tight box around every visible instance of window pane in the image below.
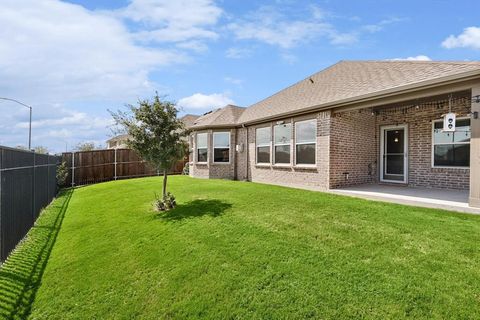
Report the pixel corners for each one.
[454,119,471,143]
[257,146,270,163]
[214,132,230,148]
[296,144,315,165]
[453,144,470,166]
[434,119,471,144]
[197,148,207,162]
[434,144,470,167]
[274,123,291,145]
[433,127,454,144]
[385,155,404,174]
[385,129,404,154]
[214,148,229,162]
[197,133,207,148]
[275,145,290,164]
[256,127,270,146]
[296,120,316,143]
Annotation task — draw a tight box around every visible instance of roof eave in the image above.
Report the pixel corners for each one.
[190,124,238,130]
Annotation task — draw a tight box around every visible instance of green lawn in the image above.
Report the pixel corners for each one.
[1,176,480,319]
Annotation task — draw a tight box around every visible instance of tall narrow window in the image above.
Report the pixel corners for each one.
[256,127,271,164]
[213,132,230,163]
[274,123,291,164]
[295,119,316,165]
[196,133,208,163]
[432,118,470,167]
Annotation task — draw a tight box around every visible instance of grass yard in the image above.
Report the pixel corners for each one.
[1,176,480,319]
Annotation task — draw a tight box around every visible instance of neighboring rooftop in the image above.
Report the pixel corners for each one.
[238,60,480,124]
[191,105,246,129]
[107,134,130,143]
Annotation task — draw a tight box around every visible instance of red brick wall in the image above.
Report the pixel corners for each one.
[376,97,470,190]
[242,111,331,190]
[330,110,377,188]
[330,95,471,190]
[190,129,236,180]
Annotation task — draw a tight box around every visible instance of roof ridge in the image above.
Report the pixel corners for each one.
[342,59,480,65]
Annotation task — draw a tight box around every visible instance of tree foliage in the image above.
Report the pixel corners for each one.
[75,142,98,152]
[56,161,69,187]
[110,94,188,198]
[34,146,49,154]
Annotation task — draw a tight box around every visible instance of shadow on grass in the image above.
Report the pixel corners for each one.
[156,199,232,221]
[0,189,73,320]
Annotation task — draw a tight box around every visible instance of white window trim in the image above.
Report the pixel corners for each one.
[196,132,208,164]
[213,131,231,164]
[431,117,470,169]
[294,119,317,167]
[255,126,272,164]
[273,123,292,165]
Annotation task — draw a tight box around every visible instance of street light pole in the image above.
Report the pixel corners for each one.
[0,97,33,149]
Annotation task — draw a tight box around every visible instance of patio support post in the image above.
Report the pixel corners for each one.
[469,84,480,208]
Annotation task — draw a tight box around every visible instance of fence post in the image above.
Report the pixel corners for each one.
[0,148,3,260]
[71,152,75,187]
[114,148,117,180]
[47,154,49,206]
[32,151,36,223]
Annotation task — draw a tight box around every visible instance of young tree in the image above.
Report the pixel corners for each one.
[75,142,98,151]
[110,94,188,200]
[34,146,49,154]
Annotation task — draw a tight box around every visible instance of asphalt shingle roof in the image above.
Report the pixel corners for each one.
[191,105,245,129]
[238,60,480,124]
[180,114,200,129]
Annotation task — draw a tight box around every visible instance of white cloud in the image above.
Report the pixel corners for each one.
[16,110,113,130]
[362,17,405,33]
[391,55,432,61]
[442,27,480,50]
[224,77,243,85]
[118,0,222,44]
[226,6,360,49]
[177,93,234,111]
[0,0,223,152]
[227,6,345,49]
[0,0,184,102]
[225,47,253,59]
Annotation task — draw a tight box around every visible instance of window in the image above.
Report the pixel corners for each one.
[256,127,271,164]
[432,118,470,167]
[213,132,230,163]
[196,133,208,163]
[274,123,291,164]
[295,120,316,165]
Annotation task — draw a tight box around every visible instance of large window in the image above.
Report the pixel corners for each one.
[274,123,291,164]
[432,118,470,167]
[256,127,271,164]
[213,132,230,163]
[196,133,208,163]
[295,119,316,165]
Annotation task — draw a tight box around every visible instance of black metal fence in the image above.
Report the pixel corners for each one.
[0,146,59,262]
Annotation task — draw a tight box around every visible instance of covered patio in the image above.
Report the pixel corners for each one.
[331,184,480,214]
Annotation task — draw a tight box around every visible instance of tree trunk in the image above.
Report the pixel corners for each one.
[162,169,168,198]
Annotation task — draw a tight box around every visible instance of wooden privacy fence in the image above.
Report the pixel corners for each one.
[62,149,188,187]
[0,146,59,262]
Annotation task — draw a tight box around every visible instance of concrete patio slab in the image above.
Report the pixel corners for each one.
[330,184,480,215]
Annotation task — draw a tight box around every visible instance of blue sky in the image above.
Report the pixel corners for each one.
[0,0,478,152]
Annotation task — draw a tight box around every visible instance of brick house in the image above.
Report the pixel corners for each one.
[187,61,480,208]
